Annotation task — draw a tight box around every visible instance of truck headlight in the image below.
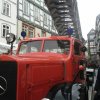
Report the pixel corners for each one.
[6,33,16,43]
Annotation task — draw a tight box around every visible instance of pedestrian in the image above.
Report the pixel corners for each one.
[94,67,100,100]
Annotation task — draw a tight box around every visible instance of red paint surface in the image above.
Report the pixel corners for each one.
[0,36,86,100]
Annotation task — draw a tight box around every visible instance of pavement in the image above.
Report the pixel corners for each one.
[54,69,98,100]
[55,84,80,100]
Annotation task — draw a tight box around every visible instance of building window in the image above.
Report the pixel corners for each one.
[22,23,35,38]
[51,20,55,29]
[34,0,41,5]
[89,35,95,40]
[35,7,40,21]
[2,24,10,37]
[22,24,28,33]
[2,1,10,16]
[90,48,95,53]
[90,41,95,46]
[44,14,47,25]
[43,1,48,10]
[29,27,34,38]
[23,0,29,16]
[42,30,46,37]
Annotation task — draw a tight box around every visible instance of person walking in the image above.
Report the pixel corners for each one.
[94,67,100,100]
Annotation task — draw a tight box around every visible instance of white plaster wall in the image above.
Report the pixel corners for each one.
[0,0,17,26]
[0,0,17,43]
[17,20,22,39]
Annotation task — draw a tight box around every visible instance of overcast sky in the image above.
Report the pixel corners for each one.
[77,0,100,40]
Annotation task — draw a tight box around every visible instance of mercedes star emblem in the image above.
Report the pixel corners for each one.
[0,76,7,95]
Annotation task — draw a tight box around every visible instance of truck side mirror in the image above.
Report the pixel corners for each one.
[81,46,87,52]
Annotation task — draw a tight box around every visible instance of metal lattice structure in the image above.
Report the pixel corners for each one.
[44,0,83,40]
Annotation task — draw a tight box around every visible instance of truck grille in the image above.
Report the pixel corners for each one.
[0,61,17,100]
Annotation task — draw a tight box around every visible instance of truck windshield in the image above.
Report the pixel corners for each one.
[19,40,42,54]
[43,40,70,54]
[19,40,70,54]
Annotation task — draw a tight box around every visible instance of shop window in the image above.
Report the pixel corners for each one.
[22,23,35,38]
[29,27,34,38]
[42,30,46,37]
[22,24,28,34]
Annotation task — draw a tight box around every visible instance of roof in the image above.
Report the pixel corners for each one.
[20,36,81,42]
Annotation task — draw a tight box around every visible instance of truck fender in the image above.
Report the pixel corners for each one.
[46,83,66,99]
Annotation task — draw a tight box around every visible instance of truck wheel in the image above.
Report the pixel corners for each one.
[79,85,88,100]
[46,90,59,100]
[61,85,72,100]
[46,84,67,100]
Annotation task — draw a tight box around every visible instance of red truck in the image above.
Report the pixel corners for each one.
[0,34,87,100]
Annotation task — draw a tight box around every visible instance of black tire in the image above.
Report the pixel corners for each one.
[61,85,72,100]
[61,86,66,98]
[79,85,88,100]
[46,87,60,100]
[46,84,72,100]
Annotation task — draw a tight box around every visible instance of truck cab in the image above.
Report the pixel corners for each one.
[0,36,87,100]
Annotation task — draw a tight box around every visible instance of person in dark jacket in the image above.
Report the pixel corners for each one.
[94,67,100,100]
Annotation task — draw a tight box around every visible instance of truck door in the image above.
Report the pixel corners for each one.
[73,41,82,75]
[26,65,33,100]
